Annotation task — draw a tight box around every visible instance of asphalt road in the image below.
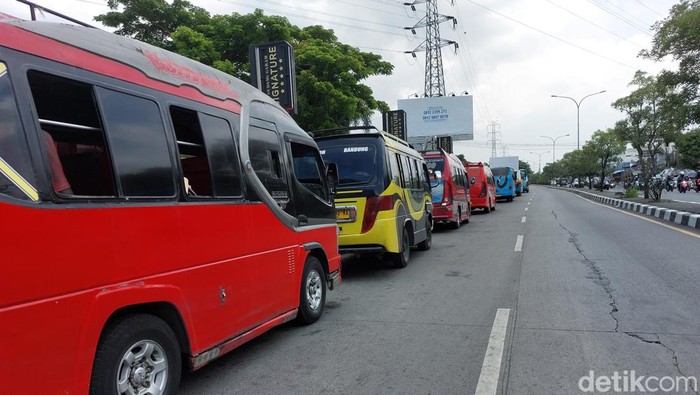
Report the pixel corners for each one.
[179,186,700,394]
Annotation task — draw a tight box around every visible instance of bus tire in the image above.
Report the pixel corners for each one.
[390,226,410,268]
[451,212,461,229]
[297,256,326,325]
[90,314,181,395]
[417,219,432,251]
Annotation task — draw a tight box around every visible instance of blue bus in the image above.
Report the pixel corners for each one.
[492,167,516,201]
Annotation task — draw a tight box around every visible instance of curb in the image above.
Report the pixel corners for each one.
[552,187,700,231]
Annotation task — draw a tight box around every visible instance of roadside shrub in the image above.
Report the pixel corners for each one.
[623,186,639,198]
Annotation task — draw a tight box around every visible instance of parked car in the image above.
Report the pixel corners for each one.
[466,161,497,212]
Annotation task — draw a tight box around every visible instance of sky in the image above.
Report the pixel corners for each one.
[2,0,681,170]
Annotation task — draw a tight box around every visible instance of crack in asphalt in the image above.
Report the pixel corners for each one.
[554,214,621,332]
[553,210,697,392]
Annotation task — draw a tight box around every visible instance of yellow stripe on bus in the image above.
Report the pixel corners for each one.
[0,157,39,201]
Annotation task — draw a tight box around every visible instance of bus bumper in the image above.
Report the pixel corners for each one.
[432,205,456,223]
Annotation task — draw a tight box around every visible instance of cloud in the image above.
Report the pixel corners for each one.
[3,0,680,165]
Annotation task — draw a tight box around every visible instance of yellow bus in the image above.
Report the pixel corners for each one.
[315,127,433,268]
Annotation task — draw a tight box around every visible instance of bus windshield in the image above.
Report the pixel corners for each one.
[425,157,445,204]
[492,167,511,176]
[319,145,376,185]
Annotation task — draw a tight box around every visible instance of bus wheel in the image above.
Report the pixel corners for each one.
[297,256,326,325]
[90,314,181,395]
[391,227,410,268]
[451,212,461,229]
[417,220,432,251]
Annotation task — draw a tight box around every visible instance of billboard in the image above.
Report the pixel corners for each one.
[382,110,407,141]
[397,96,474,140]
[249,41,297,114]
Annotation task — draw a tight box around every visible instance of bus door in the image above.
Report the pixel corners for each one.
[247,111,299,321]
[285,134,334,226]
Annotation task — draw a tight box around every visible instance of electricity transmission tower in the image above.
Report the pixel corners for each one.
[404,0,458,97]
[487,121,500,158]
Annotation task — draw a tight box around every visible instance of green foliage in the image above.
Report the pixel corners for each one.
[95,2,393,131]
[518,160,532,175]
[585,129,625,191]
[641,0,700,125]
[96,0,210,49]
[612,71,673,198]
[676,128,700,168]
[623,186,639,198]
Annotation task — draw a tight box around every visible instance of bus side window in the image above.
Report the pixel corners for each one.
[170,106,213,197]
[398,154,411,189]
[388,152,401,186]
[27,70,115,197]
[249,123,290,211]
[97,87,174,197]
[0,61,38,201]
[410,158,421,189]
[198,113,242,197]
[420,162,430,191]
[290,142,327,201]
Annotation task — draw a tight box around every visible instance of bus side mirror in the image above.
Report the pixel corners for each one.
[429,170,441,189]
[326,162,339,195]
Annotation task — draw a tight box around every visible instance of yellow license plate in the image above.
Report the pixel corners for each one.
[336,207,355,222]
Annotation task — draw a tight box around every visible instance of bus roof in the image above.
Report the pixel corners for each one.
[0,19,279,109]
[313,127,420,156]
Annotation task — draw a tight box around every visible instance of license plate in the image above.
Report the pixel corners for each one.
[336,206,356,222]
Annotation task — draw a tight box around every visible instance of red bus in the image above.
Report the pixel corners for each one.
[423,149,471,228]
[0,17,341,394]
[465,161,497,212]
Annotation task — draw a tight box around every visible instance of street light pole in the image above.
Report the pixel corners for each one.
[530,151,550,173]
[551,90,606,150]
[541,134,570,163]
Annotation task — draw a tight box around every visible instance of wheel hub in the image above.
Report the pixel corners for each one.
[129,365,148,388]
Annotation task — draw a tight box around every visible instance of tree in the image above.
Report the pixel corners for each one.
[518,160,532,175]
[676,128,700,168]
[559,149,597,187]
[612,71,670,199]
[294,27,392,129]
[95,0,210,50]
[95,2,393,131]
[641,0,700,126]
[584,129,625,191]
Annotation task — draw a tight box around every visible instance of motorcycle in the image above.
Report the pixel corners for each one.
[695,178,700,193]
[665,181,674,192]
[679,179,689,193]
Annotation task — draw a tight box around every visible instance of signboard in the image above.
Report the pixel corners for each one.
[437,136,453,154]
[382,110,407,141]
[249,41,297,114]
[397,96,474,140]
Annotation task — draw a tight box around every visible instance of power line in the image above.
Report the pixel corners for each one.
[462,0,637,70]
[633,0,665,18]
[213,0,412,38]
[584,0,653,37]
[543,0,645,49]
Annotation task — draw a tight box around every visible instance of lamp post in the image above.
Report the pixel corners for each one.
[551,90,606,150]
[541,134,570,163]
[530,151,550,173]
